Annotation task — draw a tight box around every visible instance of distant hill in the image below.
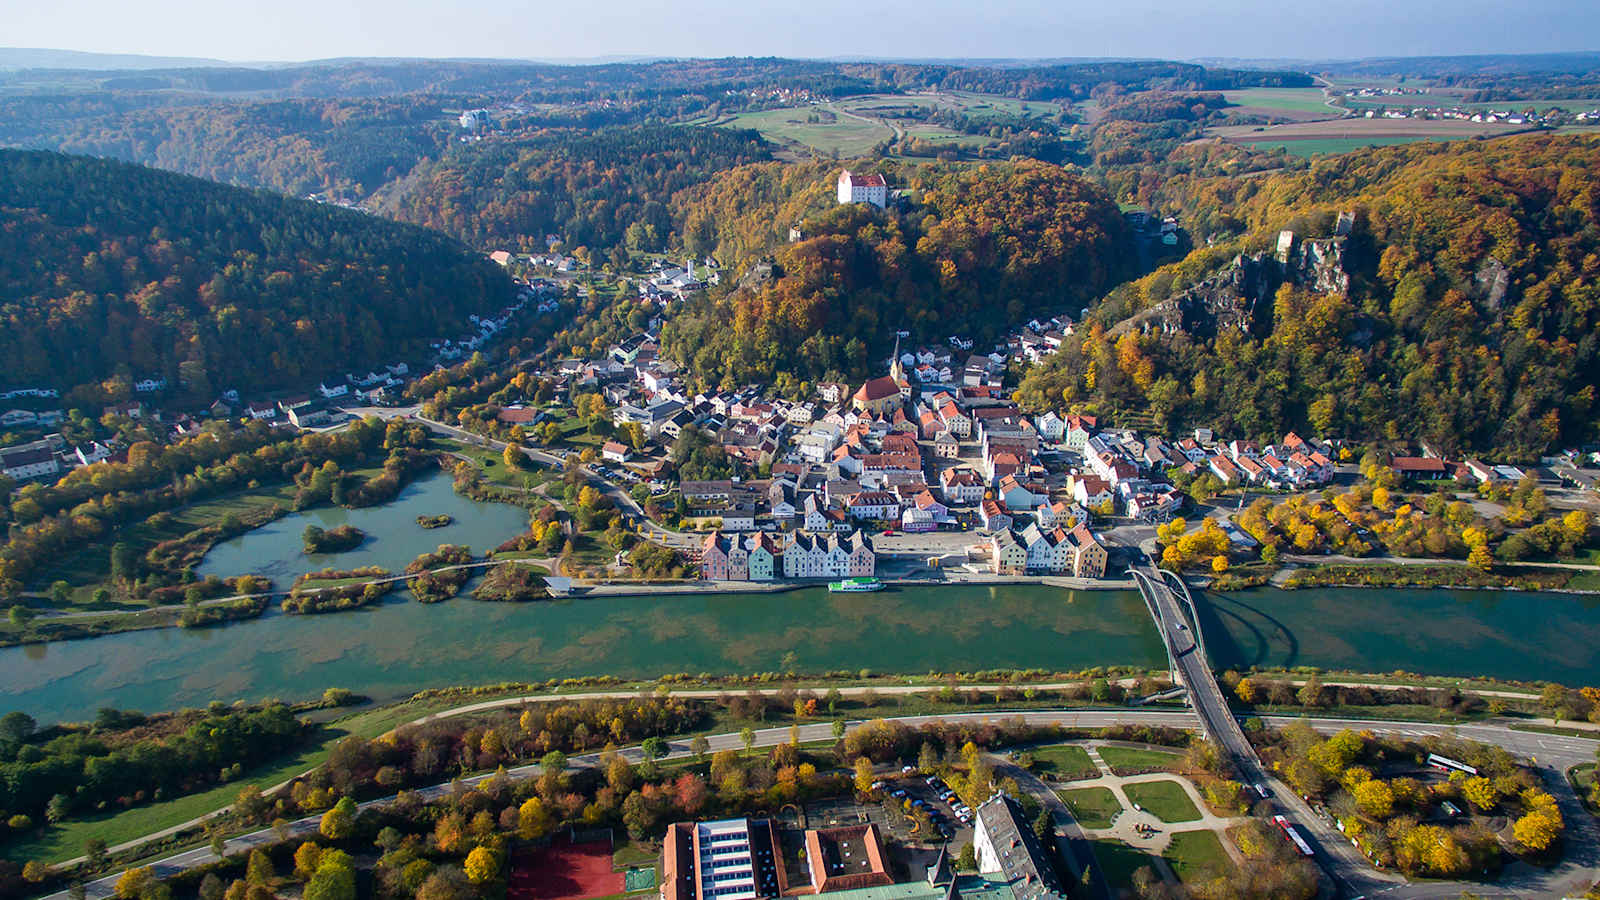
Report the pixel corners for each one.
[0,150,514,403]
[1192,52,1600,78]
[0,47,239,71]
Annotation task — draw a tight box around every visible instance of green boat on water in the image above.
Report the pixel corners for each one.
[829,576,884,592]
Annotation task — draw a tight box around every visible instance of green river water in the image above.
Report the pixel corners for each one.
[2,475,1597,723]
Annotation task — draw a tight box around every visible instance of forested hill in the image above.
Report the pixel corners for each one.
[376,125,771,253]
[0,149,514,403]
[1014,135,1600,459]
[661,160,1130,394]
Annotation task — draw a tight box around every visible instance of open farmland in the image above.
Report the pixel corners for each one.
[1221,87,1341,120]
[706,90,1062,159]
[1205,116,1534,155]
[716,105,892,157]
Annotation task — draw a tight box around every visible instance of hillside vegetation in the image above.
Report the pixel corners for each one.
[1015,135,1600,458]
[377,125,771,252]
[0,149,513,403]
[662,160,1130,392]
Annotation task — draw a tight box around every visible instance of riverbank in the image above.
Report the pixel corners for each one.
[1202,559,1600,594]
[573,572,1137,597]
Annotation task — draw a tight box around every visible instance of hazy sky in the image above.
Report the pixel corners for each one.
[9,0,1599,63]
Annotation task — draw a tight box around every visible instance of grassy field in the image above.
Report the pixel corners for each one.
[712,90,1057,159]
[1123,780,1201,823]
[944,90,1059,118]
[1058,787,1122,829]
[29,478,301,603]
[1209,117,1529,158]
[1029,743,1099,780]
[900,122,989,149]
[1163,830,1229,883]
[612,841,658,869]
[437,436,550,489]
[1098,746,1182,776]
[836,91,1059,121]
[722,106,890,156]
[1222,88,1337,115]
[2,695,491,865]
[1087,839,1159,891]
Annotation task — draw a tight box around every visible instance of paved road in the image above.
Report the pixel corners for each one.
[1130,562,1418,899]
[46,709,1600,900]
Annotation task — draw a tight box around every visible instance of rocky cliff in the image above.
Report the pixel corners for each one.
[1110,231,1350,340]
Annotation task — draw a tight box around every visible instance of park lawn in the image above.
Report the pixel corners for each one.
[436,437,549,488]
[613,841,659,869]
[1029,743,1099,780]
[567,533,614,568]
[1163,830,1229,883]
[1087,839,1159,892]
[1123,780,1201,823]
[1057,787,1122,829]
[1098,746,1182,776]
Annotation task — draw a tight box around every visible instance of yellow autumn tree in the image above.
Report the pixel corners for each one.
[464,846,501,884]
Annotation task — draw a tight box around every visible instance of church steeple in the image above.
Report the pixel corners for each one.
[890,332,905,385]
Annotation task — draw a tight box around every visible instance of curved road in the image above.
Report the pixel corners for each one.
[43,709,1599,900]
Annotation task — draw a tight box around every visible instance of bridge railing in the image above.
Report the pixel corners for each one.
[1159,569,1208,663]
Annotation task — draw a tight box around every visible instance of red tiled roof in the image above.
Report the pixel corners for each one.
[1392,455,1447,473]
[854,375,900,402]
[841,171,887,188]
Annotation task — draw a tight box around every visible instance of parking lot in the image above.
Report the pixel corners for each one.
[873,769,975,846]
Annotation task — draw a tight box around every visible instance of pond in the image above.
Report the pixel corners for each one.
[0,584,1161,723]
[196,469,531,582]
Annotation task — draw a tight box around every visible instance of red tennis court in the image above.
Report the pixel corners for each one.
[507,838,625,900]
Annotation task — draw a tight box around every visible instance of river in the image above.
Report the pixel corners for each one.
[1203,585,1600,686]
[4,470,1600,723]
[0,585,1162,724]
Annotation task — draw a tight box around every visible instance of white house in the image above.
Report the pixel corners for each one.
[836,170,887,208]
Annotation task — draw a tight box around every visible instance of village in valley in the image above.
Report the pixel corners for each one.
[7,166,1599,598]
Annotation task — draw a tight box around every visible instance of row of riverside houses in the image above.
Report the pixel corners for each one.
[698,529,875,582]
[989,522,1107,578]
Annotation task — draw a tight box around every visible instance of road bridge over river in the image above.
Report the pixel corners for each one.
[1129,561,1405,898]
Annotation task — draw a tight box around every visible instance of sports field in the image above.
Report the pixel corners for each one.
[508,839,625,900]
